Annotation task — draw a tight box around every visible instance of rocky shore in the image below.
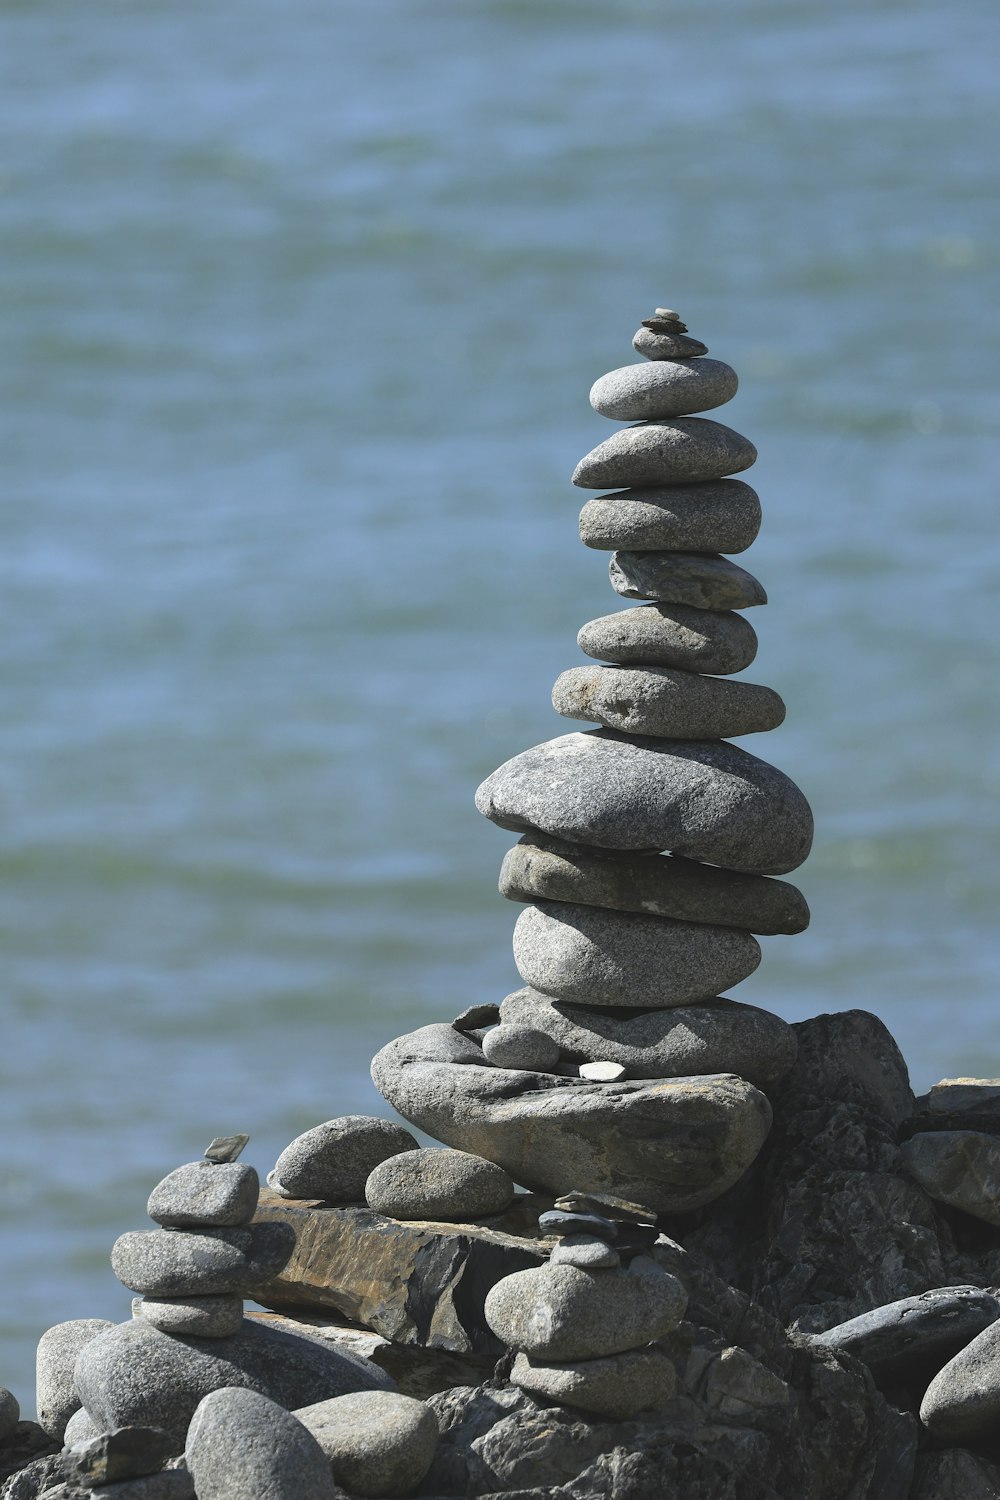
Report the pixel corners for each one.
[5,312,999,1499]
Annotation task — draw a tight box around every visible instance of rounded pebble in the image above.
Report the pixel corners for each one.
[482,1024,561,1073]
[365,1147,515,1222]
[610,550,766,610]
[185,1387,337,1500]
[573,418,756,490]
[579,479,760,554]
[147,1162,259,1230]
[633,326,708,359]
[295,1390,439,1498]
[549,1236,621,1270]
[271,1117,419,1204]
[135,1295,245,1339]
[36,1318,115,1441]
[590,359,738,421]
[552,664,785,739]
[578,602,758,675]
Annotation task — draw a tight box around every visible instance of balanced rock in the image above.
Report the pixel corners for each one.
[511,901,761,1008]
[899,1131,1000,1227]
[477,730,813,874]
[147,1162,259,1229]
[134,1295,245,1340]
[364,1148,515,1222]
[185,1388,337,1500]
[589,359,738,421]
[578,602,758,674]
[552,664,785,739]
[610,550,767,610]
[481,1023,560,1072]
[510,1346,676,1419]
[36,1317,115,1441]
[633,324,708,360]
[550,1236,620,1270]
[572,418,756,490]
[579,480,761,554]
[270,1118,419,1203]
[295,1391,439,1499]
[110,1226,286,1298]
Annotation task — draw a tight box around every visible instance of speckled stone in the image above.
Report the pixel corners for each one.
[36,1317,115,1441]
[573,418,755,490]
[610,550,766,610]
[579,480,760,554]
[549,1236,620,1270]
[920,1319,1000,1442]
[476,729,814,875]
[590,359,738,421]
[270,1118,419,1203]
[512,901,760,1008]
[552,664,785,739]
[147,1162,259,1229]
[134,1295,245,1339]
[481,1024,561,1073]
[365,1148,515,1222]
[578,603,758,675]
[900,1131,1000,1227]
[500,987,798,1090]
[633,326,708,360]
[110,1228,281,1298]
[185,1388,337,1500]
[499,835,810,934]
[294,1390,439,1499]
[511,1346,676,1419]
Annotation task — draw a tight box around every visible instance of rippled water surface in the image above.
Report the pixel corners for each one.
[2,0,999,1409]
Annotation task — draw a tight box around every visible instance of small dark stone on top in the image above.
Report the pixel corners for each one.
[203,1135,249,1164]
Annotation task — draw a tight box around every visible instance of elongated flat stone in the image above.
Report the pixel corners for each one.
[371,1024,773,1214]
[633,326,708,360]
[500,988,798,1089]
[476,730,813,875]
[899,1131,1000,1226]
[499,835,810,934]
[573,418,755,490]
[579,480,760,554]
[811,1286,1000,1383]
[590,360,738,421]
[135,1294,245,1339]
[578,603,758,675]
[611,551,766,609]
[552,664,785,739]
[512,901,760,1008]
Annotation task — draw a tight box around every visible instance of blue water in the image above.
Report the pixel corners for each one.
[1,0,999,1413]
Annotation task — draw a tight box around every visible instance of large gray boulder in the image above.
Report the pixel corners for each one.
[185,1388,338,1500]
[551,664,785,739]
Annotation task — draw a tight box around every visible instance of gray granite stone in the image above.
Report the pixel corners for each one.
[271,1118,419,1204]
[476,729,814,875]
[36,1320,115,1442]
[578,602,758,674]
[146,1162,258,1230]
[610,550,767,609]
[65,1427,174,1486]
[133,1296,244,1340]
[484,1257,686,1360]
[573,418,756,490]
[552,664,785,739]
[549,1236,620,1269]
[481,1024,560,1073]
[371,1024,773,1214]
[811,1286,1000,1382]
[365,1148,514,1222]
[499,834,810,934]
[63,1408,103,1445]
[75,1318,393,1447]
[0,1390,18,1444]
[920,1318,1000,1442]
[900,1131,1000,1226]
[184,1388,337,1500]
[579,480,760,554]
[590,359,738,421]
[510,1346,676,1419]
[110,1225,287,1298]
[294,1390,439,1498]
[500,987,798,1089]
[633,325,709,359]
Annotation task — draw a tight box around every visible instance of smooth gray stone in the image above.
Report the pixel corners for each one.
[365,1148,514,1222]
[203,1136,249,1164]
[610,550,766,609]
[476,729,814,875]
[899,1131,1000,1227]
[573,418,756,490]
[590,359,738,421]
[83,1475,194,1499]
[510,1346,676,1419]
[66,1427,174,1486]
[549,1237,620,1270]
[271,1117,419,1204]
[371,1024,773,1214]
[578,602,758,675]
[0,1388,19,1443]
[294,1390,439,1499]
[552,664,785,739]
[133,1295,244,1340]
[484,1257,686,1360]
[500,987,798,1089]
[811,1286,1000,1380]
[63,1407,103,1444]
[512,901,761,1008]
[920,1319,1000,1442]
[481,1024,560,1073]
[184,1388,337,1500]
[36,1319,115,1441]
[579,480,760,554]
[146,1162,259,1230]
[499,834,810,935]
[75,1318,393,1447]
[110,1225,288,1298]
[632,326,708,359]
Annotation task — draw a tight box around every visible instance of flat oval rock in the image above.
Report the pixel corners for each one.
[633,326,708,360]
[552,664,785,739]
[573,418,755,490]
[512,901,761,1008]
[110,1225,290,1298]
[610,550,766,610]
[370,1024,773,1214]
[511,1345,676,1419]
[811,1286,1000,1380]
[476,729,814,875]
[590,359,738,421]
[135,1294,245,1340]
[36,1317,115,1441]
[365,1147,514,1222]
[271,1117,419,1204]
[579,480,760,554]
[147,1161,259,1229]
[578,603,757,675]
[499,835,810,934]
[920,1319,1000,1443]
[500,987,798,1090]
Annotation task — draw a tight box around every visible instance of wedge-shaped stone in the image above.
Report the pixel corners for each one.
[590,359,738,421]
[573,418,755,490]
[552,664,785,739]
[511,1346,676,1419]
[633,325,708,360]
[578,603,758,675]
[484,1257,685,1360]
[499,835,810,934]
[512,901,760,1008]
[579,480,760,554]
[900,1131,1000,1227]
[476,730,813,875]
[371,1024,773,1214]
[610,550,766,610]
[500,988,798,1089]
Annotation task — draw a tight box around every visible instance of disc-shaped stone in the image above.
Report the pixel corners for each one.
[578,603,758,675]
[590,359,738,421]
[610,551,766,610]
[633,326,708,359]
[476,729,813,875]
[573,418,756,490]
[552,664,785,739]
[579,480,761,554]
